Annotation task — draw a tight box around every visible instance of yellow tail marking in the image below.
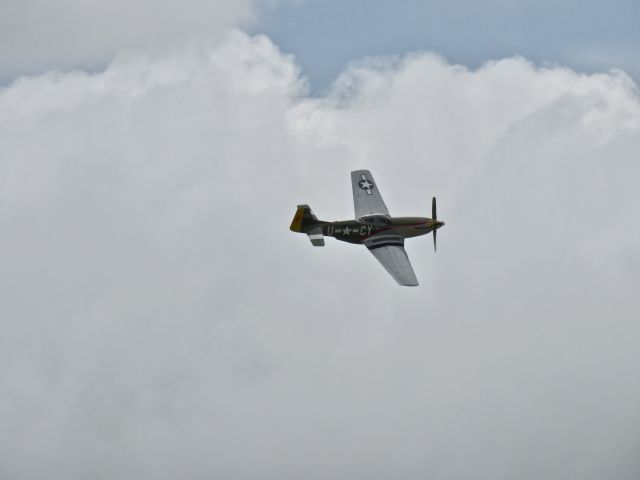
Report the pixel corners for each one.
[290,207,304,232]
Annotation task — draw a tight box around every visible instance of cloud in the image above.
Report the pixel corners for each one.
[1,31,639,479]
[0,0,257,80]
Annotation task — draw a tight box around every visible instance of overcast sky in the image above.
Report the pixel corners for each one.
[1,2,639,479]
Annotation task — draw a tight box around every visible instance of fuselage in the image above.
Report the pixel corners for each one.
[321,217,443,245]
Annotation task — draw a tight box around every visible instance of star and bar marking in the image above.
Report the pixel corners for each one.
[358,174,374,195]
[327,224,374,237]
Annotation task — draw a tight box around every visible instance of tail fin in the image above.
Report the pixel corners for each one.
[290,205,326,246]
[289,204,320,233]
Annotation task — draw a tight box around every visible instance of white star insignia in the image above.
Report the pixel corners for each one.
[342,225,352,236]
[358,175,374,194]
[359,179,372,190]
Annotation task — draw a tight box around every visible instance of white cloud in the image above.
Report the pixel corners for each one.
[0,0,257,79]
[1,31,639,479]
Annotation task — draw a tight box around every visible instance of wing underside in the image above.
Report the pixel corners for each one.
[351,169,389,218]
[367,242,419,286]
[352,169,418,286]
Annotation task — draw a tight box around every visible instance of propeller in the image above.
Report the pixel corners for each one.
[432,196,437,251]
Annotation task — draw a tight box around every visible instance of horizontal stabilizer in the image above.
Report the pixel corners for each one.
[308,226,324,246]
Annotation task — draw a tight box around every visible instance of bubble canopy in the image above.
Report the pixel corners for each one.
[356,214,392,226]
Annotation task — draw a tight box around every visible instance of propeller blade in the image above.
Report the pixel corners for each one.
[432,196,437,220]
[433,228,437,252]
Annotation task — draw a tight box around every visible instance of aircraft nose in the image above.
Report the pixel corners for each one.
[435,220,445,229]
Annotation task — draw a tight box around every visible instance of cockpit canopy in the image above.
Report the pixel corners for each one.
[356,214,392,226]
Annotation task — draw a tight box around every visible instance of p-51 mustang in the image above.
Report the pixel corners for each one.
[290,170,444,286]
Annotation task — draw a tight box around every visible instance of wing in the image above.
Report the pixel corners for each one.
[367,242,419,286]
[351,169,389,218]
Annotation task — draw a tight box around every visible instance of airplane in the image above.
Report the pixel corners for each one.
[290,169,444,286]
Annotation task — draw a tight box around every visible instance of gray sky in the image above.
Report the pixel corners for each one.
[1,1,640,479]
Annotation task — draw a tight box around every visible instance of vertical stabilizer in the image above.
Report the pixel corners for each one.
[290,205,325,246]
[289,205,320,232]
